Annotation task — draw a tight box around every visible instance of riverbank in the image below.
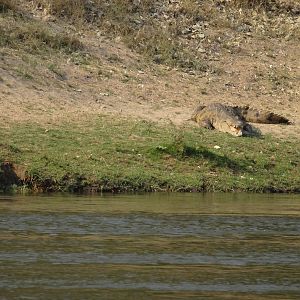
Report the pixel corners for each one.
[1,1,299,193]
[1,116,299,193]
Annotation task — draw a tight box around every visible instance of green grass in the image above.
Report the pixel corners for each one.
[0,116,299,193]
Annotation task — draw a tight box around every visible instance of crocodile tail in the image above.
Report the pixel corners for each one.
[230,105,291,124]
[261,112,291,124]
[243,108,291,124]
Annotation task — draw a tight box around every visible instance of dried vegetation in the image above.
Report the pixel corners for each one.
[1,0,299,71]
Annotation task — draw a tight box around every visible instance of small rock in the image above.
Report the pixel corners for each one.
[99,92,109,96]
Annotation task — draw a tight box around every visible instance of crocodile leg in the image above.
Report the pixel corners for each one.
[198,119,214,130]
[242,123,261,137]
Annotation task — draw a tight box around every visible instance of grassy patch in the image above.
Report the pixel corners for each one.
[0,0,17,13]
[0,14,83,55]
[2,0,299,72]
[15,67,34,80]
[0,117,299,193]
[47,63,66,80]
[226,0,274,9]
[24,0,208,72]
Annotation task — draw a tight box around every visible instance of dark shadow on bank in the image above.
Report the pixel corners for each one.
[154,144,248,172]
[0,160,27,191]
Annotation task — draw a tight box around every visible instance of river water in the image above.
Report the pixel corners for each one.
[0,193,300,299]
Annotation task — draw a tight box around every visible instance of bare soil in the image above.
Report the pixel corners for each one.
[0,17,299,138]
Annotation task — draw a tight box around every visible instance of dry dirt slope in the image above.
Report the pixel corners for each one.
[0,0,299,138]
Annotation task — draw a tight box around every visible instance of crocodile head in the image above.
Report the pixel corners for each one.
[215,117,245,137]
[227,121,244,137]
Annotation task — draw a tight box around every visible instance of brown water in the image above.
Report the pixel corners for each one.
[0,193,300,299]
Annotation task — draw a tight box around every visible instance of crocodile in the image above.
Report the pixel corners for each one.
[190,103,290,137]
